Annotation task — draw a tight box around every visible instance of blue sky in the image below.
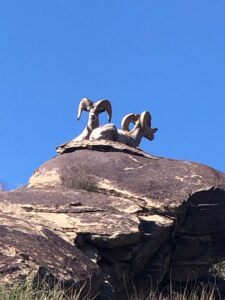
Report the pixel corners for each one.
[0,1,225,189]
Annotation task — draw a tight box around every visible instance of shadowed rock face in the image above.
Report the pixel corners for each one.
[0,141,225,299]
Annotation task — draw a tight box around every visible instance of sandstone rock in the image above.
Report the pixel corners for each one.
[0,206,103,297]
[1,141,225,298]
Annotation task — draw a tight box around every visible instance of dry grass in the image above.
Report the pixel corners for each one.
[128,275,224,300]
[0,281,222,300]
[1,267,225,300]
[130,285,220,300]
[0,280,93,300]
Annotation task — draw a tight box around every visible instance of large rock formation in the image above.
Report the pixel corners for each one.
[1,140,225,299]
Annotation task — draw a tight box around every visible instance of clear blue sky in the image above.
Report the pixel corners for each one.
[0,1,225,190]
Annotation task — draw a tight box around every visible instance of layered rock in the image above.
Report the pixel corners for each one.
[0,141,225,298]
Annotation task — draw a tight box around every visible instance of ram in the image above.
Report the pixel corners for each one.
[74,98,112,141]
[89,111,157,147]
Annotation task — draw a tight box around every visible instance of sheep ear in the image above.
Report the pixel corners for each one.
[95,99,112,122]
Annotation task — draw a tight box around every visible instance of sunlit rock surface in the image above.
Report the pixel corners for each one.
[1,141,225,299]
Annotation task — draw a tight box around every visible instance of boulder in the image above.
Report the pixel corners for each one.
[0,197,103,298]
[0,140,225,298]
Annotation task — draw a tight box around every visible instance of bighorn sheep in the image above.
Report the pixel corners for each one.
[73,98,112,141]
[89,111,158,148]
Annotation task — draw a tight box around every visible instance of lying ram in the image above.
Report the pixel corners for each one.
[73,97,112,141]
[89,111,158,148]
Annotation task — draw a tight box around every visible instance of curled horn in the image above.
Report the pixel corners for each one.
[94,99,112,122]
[121,113,140,131]
[77,98,94,120]
[140,111,158,140]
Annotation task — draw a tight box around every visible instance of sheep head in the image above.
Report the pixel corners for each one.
[77,98,112,124]
[121,111,157,141]
[140,111,158,141]
[77,98,94,120]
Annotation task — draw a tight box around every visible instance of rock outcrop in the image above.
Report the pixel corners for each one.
[0,140,225,299]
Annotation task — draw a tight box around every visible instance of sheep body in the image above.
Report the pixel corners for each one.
[89,112,157,148]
